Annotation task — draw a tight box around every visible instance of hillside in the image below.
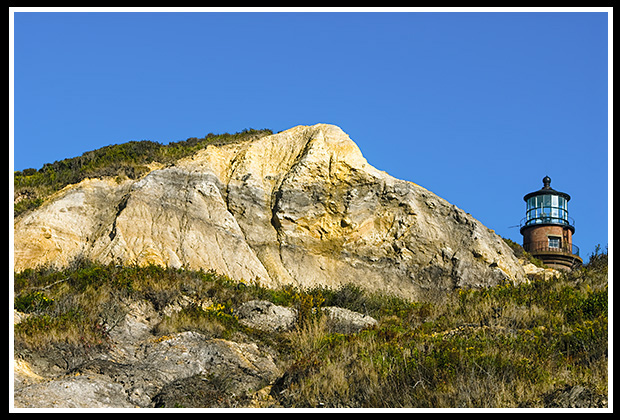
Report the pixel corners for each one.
[14,124,525,300]
[13,124,607,408]
[13,249,608,408]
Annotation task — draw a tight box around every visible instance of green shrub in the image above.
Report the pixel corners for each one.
[14,290,54,313]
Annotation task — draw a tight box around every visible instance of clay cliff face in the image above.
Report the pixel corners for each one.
[14,124,525,298]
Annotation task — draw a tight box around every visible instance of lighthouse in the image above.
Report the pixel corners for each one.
[520,176,582,270]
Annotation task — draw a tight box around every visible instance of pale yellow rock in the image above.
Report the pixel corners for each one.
[14,124,526,298]
[14,358,46,385]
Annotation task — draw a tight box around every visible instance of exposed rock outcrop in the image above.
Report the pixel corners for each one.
[321,306,378,334]
[13,293,379,408]
[235,300,378,334]
[237,300,298,333]
[13,297,283,408]
[14,124,526,298]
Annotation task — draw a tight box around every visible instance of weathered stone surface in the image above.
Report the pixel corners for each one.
[13,300,281,408]
[236,300,298,332]
[111,332,279,406]
[14,123,526,298]
[321,306,378,334]
[14,374,135,408]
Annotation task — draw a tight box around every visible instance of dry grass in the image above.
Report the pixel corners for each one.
[14,249,608,408]
[273,251,608,408]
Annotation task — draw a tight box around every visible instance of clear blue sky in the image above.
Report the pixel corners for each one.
[12,10,610,262]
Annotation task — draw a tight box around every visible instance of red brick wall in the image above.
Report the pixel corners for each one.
[522,225,573,248]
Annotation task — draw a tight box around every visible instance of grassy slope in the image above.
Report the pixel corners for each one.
[13,249,608,408]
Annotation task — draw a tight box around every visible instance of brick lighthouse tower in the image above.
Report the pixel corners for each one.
[520,176,582,270]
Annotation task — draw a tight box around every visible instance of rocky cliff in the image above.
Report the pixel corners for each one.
[14,124,525,298]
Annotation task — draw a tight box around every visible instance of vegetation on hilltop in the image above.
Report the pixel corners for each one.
[13,247,608,408]
[13,128,272,216]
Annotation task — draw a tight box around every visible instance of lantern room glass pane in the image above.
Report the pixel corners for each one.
[551,195,559,222]
[558,197,567,209]
[524,194,570,226]
[526,197,538,224]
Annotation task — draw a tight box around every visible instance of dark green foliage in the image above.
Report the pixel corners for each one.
[14,290,54,313]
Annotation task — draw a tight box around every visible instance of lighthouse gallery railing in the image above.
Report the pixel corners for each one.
[522,240,580,257]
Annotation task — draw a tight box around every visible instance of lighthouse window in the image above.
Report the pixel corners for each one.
[548,236,561,249]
